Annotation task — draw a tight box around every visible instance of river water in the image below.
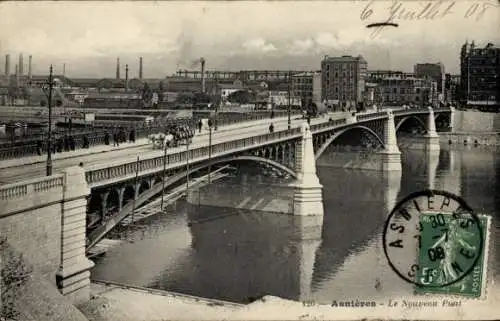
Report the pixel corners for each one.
[91,142,500,304]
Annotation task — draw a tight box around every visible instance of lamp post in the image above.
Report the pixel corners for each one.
[41,65,55,176]
[287,70,291,130]
[186,140,190,192]
[160,138,168,211]
[132,156,140,225]
[207,118,213,183]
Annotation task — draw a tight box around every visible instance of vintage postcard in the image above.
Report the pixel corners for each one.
[0,0,499,320]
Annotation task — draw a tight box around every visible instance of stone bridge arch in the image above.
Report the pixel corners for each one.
[395,115,427,133]
[314,125,385,160]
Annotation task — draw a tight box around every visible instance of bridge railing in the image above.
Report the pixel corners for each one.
[0,174,64,215]
[310,118,347,131]
[85,126,303,185]
[356,112,388,122]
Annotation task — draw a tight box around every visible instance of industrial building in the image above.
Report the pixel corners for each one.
[320,55,367,110]
[460,41,500,111]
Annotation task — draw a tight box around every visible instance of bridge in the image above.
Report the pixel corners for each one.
[80,107,451,246]
[0,106,453,306]
[1,106,453,250]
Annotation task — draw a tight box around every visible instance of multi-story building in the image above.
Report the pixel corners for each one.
[321,55,367,110]
[414,62,445,101]
[376,76,436,107]
[267,90,301,108]
[291,71,321,107]
[367,70,415,82]
[460,41,500,110]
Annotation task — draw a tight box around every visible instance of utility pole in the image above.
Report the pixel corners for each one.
[132,156,140,224]
[186,142,190,192]
[287,70,291,130]
[160,141,168,211]
[214,74,219,131]
[43,65,54,176]
[208,119,213,184]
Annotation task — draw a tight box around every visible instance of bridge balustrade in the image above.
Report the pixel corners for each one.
[84,107,452,186]
[85,126,303,185]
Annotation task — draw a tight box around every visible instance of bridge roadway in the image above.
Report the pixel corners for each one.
[0,112,352,184]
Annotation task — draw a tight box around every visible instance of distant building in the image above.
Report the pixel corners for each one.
[321,55,367,110]
[460,41,500,110]
[291,71,321,107]
[267,90,301,108]
[219,81,244,102]
[414,62,445,101]
[367,70,414,82]
[375,76,436,107]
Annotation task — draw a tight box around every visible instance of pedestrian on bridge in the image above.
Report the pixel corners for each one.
[113,132,119,147]
[104,131,110,145]
[69,136,75,151]
[198,119,202,133]
[269,123,274,133]
[36,140,42,156]
[83,135,89,149]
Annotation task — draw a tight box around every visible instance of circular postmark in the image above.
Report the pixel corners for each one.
[383,189,483,287]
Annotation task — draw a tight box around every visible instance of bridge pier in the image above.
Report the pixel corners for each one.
[292,123,324,217]
[449,106,455,132]
[56,166,95,305]
[378,110,402,172]
[423,107,440,152]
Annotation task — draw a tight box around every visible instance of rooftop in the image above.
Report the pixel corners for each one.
[322,55,367,63]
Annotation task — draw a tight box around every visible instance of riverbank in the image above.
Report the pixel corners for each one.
[80,281,500,321]
[441,132,500,146]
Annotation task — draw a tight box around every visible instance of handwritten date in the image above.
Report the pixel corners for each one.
[360,0,498,23]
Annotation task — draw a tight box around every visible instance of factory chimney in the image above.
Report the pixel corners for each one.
[200,57,206,94]
[18,53,24,76]
[116,57,120,79]
[15,64,19,84]
[125,64,129,91]
[4,54,10,76]
[139,57,143,79]
[63,63,66,78]
[28,55,32,80]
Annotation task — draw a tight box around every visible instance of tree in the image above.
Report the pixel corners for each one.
[157,81,165,104]
[227,90,254,104]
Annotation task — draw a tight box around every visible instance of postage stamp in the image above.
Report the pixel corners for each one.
[414,213,491,298]
[383,189,490,298]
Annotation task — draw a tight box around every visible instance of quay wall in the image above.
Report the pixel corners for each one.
[453,110,500,133]
[0,166,94,305]
[0,176,65,281]
[440,132,500,146]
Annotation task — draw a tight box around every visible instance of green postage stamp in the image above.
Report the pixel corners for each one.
[414,212,491,298]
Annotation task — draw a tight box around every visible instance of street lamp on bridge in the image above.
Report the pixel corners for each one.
[207,118,213,184]
[160,138,168,211]
[41,65,55,176]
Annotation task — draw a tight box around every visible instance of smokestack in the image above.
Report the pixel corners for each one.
[15,64,19,84]
[4,54,10,76]
[200,57,206,94]
[125,64,129,91]
[18,53,24,75]
[116,57,120,79]
[139,57,143,79]
[28,55,32,79]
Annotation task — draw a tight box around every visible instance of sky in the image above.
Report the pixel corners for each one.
[0,0,499,78]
